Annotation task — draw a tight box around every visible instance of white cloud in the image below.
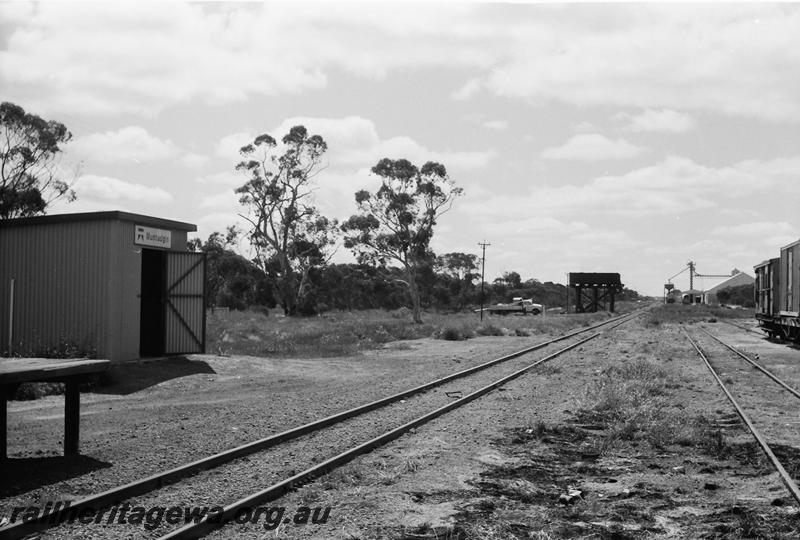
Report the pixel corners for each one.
[711,221,797,238]
[195,171,242,187]
[482,120,508,131]
[0,4,327,116]
[376,135,495,170]
[72,174,172,203]
[541,134,644,161]
[70,126,177,163]
[180,153,210,169]
[736,156,800,177]
[771,235,800,250]
[574,122,597,133]
[452,78,483,101]
[213,117,495,222]
[455,215,642,288]
[5,5,796,121]
[480,5,800,122]
[215,132,254,160]
[593,156,752,195]
[0,3,483,116]
[198,191,239,211]
[224,116,495,172]
[619,109,696,133]
[193,212,251,243]
[461,154,798,221]
[314,168,377,220]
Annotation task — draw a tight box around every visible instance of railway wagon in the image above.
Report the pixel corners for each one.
[755,239,800,341]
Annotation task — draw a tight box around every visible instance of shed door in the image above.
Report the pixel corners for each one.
[164,252,206,354]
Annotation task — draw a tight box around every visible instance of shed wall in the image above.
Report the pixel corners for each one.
[0,221,113,357]
[107,220,141,361]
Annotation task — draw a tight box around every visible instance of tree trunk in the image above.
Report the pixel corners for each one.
[277,254,299,316]
[407,270,423,323]
[293,265,312,315]
[279,272,298,316]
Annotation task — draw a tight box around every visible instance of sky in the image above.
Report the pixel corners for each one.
[2,2,799,296]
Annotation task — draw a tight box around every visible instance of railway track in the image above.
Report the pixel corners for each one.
[721,319,767,337]
[682,325,800,506]
[0,310,641,540]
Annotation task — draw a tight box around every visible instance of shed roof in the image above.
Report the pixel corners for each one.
[704,271,754,294]
[0,211,196,232]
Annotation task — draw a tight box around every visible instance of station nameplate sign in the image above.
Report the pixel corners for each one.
[134,225,172,249]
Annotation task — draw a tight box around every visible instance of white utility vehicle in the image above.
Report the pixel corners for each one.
[484,297,543,315]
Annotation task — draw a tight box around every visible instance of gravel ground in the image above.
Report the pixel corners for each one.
[1,313,611,532]
[7,310,798,539]
[16,321,621,539]
[202,314,799,540]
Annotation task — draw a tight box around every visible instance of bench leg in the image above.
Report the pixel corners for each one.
[64,379,79,456]
[1,385,6,461]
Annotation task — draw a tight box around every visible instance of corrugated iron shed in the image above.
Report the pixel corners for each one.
[0,211,205,361]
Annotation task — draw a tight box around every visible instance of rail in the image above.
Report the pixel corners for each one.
[699,327,800,400]
[682,327,800,506]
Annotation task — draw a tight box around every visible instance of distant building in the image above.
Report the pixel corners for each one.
[681,290,704,304]
[703,271,755,305]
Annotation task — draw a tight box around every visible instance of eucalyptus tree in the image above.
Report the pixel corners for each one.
[342,158,462,323]
[0,101,75,219]
[235,125,336,316]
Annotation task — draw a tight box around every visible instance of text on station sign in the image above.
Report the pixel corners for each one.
[134,225,172,249]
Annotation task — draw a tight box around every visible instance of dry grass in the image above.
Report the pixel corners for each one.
[207,308,617,358]
[577,358,727,451]
[207,309,436,357]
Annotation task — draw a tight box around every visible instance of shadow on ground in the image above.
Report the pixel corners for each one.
[0,455,112,497]
[97,356,216,395]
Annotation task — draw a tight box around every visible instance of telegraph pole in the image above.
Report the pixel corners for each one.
[565,272,570,314]
[478,241,490,321]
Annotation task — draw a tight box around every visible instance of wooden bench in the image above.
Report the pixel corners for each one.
[0,358,110,460]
